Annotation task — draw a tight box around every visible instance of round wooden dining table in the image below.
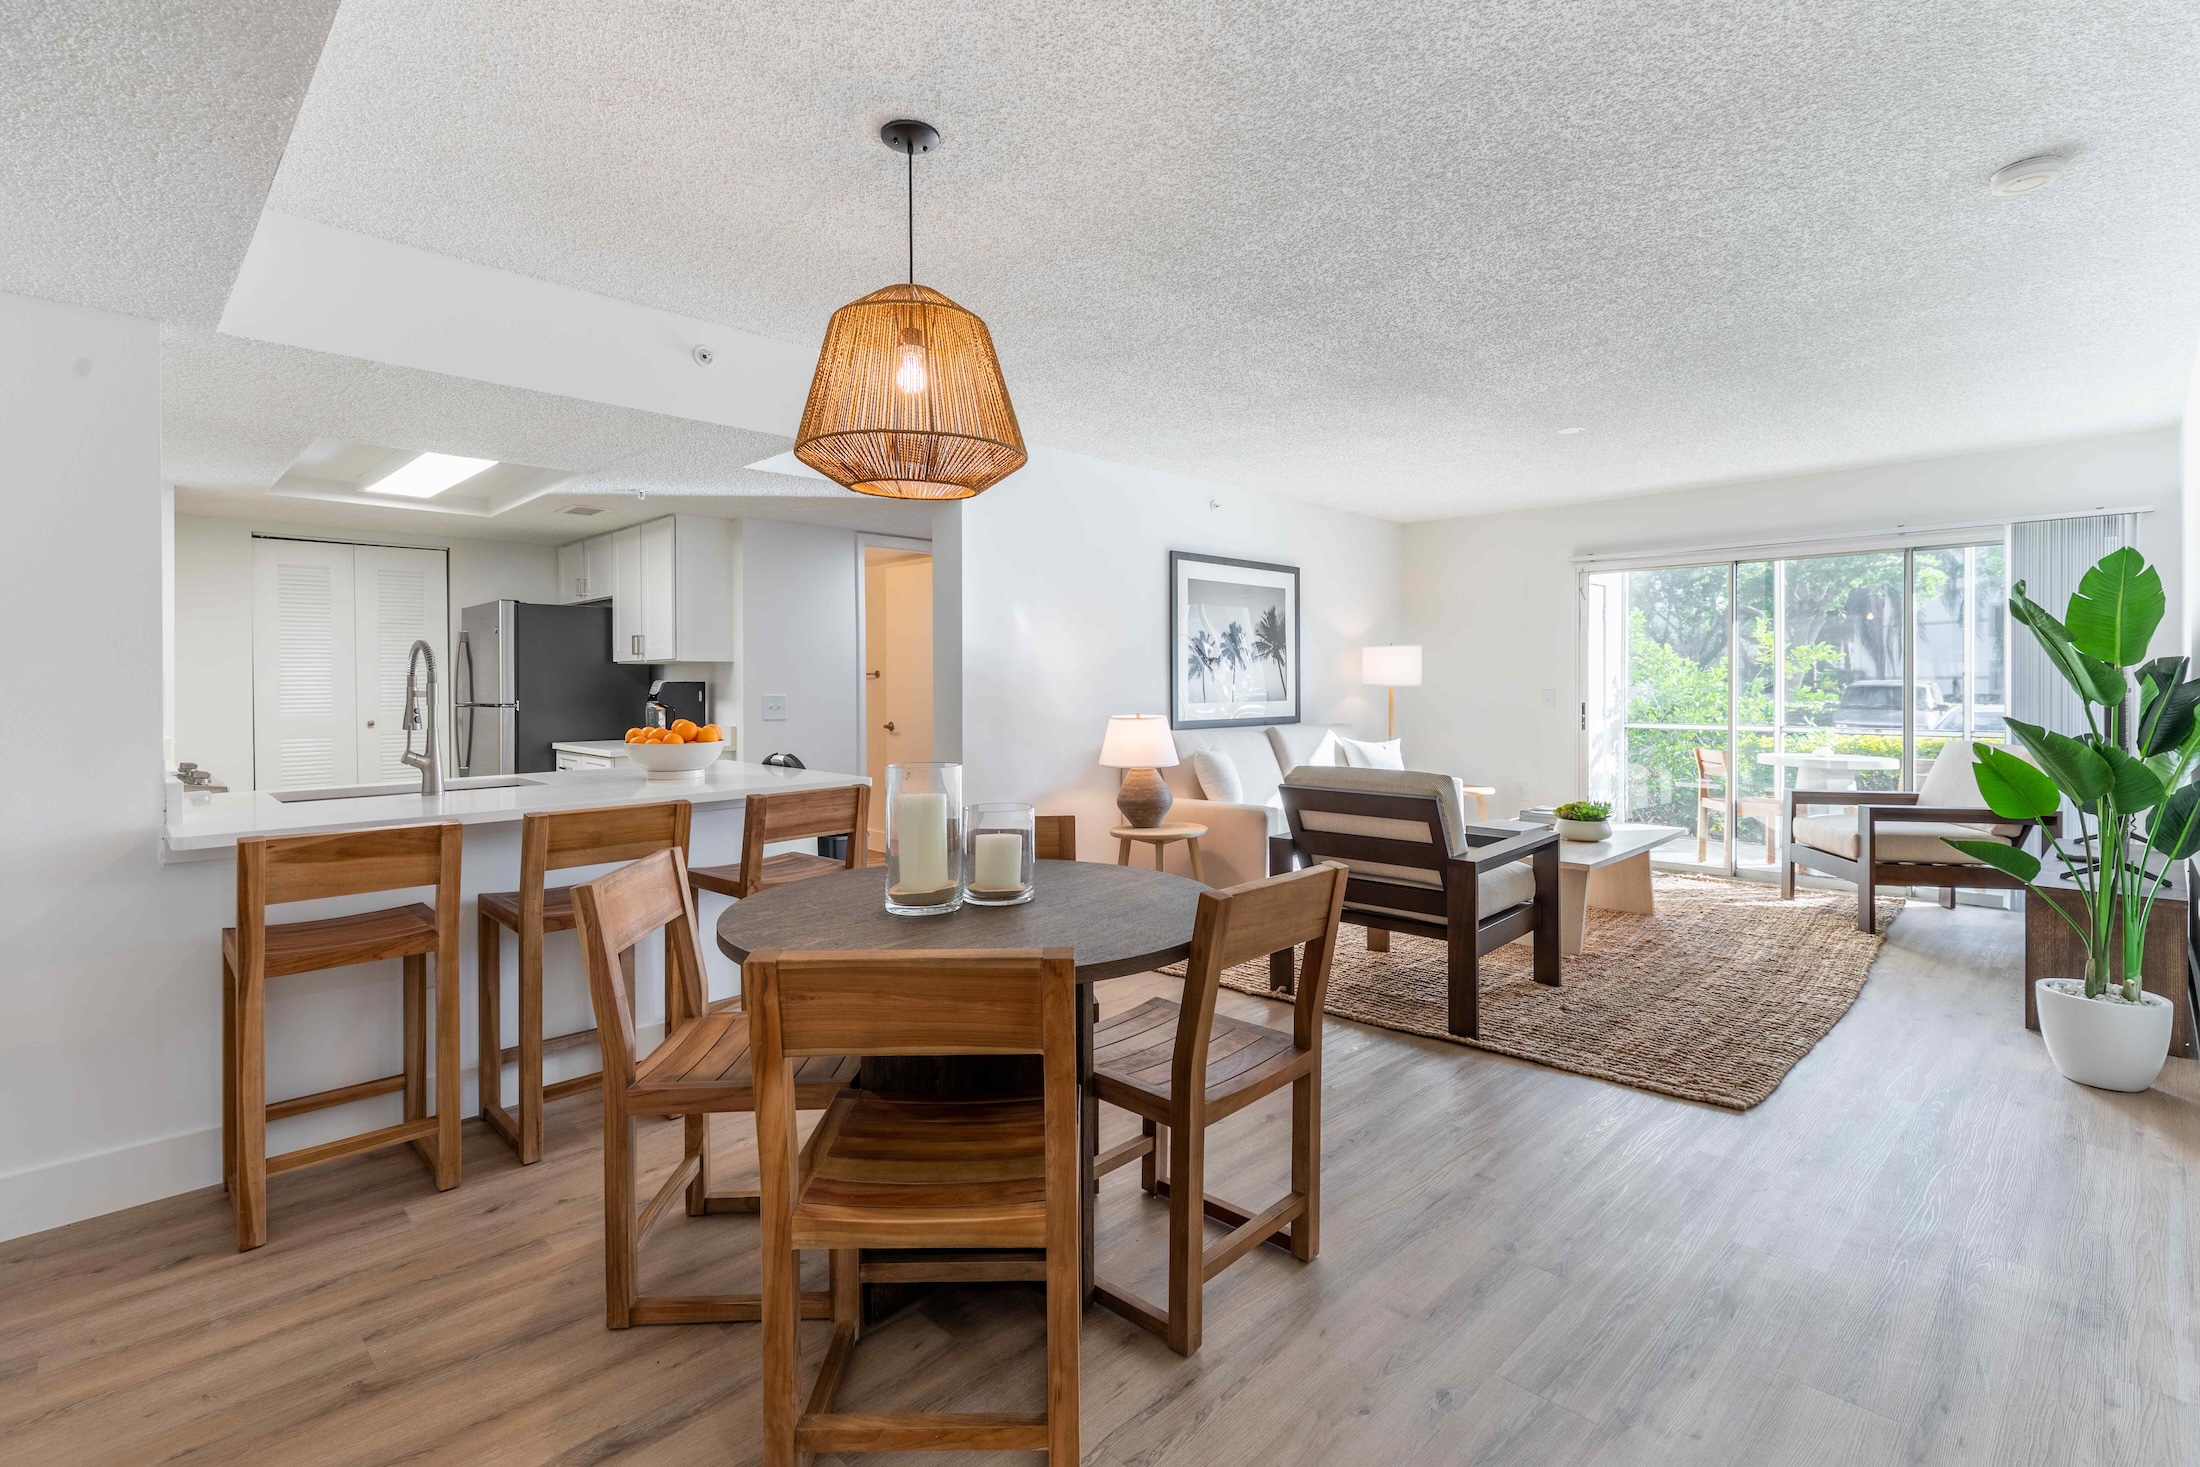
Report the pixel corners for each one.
[715,857,1207,1303]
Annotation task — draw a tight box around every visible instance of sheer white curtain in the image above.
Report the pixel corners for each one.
[2008,513,2138,737]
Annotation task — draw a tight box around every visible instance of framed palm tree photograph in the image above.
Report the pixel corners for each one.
[1169,551,1300,729]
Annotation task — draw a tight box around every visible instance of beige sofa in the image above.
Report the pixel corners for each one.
[1163,724,1350,886]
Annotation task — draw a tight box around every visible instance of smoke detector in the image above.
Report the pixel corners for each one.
[1988,155,2064,197]
[692,344,716,367]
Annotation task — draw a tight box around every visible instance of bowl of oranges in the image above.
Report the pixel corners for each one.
[622,720,727,780]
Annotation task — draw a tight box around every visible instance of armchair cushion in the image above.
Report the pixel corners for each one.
[1347,861,1537,924]
[1791,814,2007,864]
[1283,765,1470,854]
[1916,738,2024,837]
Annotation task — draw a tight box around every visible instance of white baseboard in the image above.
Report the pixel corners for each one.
[0,1021,668,1244]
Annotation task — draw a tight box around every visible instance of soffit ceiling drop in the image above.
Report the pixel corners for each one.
[255,0,2200,520]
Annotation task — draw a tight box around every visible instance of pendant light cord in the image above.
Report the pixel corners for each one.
[906,140,915,285]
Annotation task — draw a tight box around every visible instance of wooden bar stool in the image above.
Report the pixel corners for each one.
[571,847,860,1328]
[222,823,463,1252]
[477,801,692,1164]
[687,785,870,905]
[748,944,1082,1464]
[1090,860,1348,1354]
[1033,813,1076,861]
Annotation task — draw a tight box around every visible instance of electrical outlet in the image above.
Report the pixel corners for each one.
[1541,687,1557,709]
[761,694,788,722]
[1513,780,1529,799]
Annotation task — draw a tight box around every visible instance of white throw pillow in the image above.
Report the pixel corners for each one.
[1337,735,1405,770]
[1188,748,1245,803]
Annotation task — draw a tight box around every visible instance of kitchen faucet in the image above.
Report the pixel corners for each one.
[400,639,443,796]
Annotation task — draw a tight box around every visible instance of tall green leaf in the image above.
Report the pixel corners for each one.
[2066,546,2164,667]
[2003,717,2113,805]
[1971,744,2061,819]
[2100,745,2167,812]
[2135,656,2200,756]
[2147,782,2200,861]
[1945,838,2042,884]
[2009,580,2127,706]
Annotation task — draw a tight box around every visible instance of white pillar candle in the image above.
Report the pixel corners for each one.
[894,791,950,893]
[973,831,1023,892]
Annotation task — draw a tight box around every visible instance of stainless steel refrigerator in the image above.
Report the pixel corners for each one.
[455,601,653,775]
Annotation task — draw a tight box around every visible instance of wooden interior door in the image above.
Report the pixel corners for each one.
[252,539,359,790]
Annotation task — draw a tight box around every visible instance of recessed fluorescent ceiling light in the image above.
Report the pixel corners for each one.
[366,452,498,498]
[1557,426,1586,435]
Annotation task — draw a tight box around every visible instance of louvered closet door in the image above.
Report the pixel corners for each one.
[252,540,359,790]
[354,546,450,782]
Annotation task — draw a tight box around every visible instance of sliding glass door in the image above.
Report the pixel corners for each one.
[1585,541,2006,876]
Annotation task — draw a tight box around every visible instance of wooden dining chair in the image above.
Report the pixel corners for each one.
[570,847,860,1328]
[687,786,870,903]
[1034,813,1076,862]
[1694,747,1780,864]
[748,945,1082,1464]
[1089,859,1349,1354]
[477,801,691,1164]
[223,824,462,1251]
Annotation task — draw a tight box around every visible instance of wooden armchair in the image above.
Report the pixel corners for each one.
[1781,738,2059,933]
[1271,766,1559,1038]
[1695,747,1781,864]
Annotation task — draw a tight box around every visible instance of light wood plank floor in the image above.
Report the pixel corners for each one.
[3,901,2196,1465]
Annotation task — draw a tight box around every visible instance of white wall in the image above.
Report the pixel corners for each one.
[170,515,558,789]
[949,445,1406,859]
[0,290,180,1236]
[739,518,865,774]
[1402,427,2185,816]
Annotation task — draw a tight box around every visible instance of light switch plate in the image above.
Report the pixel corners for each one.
[761,694,787,722]
[1541,687,1557,709]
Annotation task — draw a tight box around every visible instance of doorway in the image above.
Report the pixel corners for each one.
[860,539,934,857]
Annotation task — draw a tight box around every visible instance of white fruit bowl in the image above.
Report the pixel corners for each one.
[623,740,725,781]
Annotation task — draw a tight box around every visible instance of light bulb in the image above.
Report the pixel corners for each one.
[894,325,927,395]
[896,342,928,394]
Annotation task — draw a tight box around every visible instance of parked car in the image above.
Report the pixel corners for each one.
[1832,679,1946,730]
[1932,702,2007,736]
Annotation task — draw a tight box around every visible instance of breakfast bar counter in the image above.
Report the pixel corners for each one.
[162,761,865,860]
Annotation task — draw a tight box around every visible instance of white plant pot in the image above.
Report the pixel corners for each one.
[2034,979,2173,1092]
[1554,818,1612,842]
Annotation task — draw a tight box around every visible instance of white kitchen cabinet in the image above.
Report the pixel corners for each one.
[604,515,733,663]
[556,542,584,603]
[580,534,615,602]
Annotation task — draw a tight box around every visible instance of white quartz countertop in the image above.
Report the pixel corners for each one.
[162,762,866,860]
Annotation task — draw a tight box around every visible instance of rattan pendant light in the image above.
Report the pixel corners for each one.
[793,120,1027,501]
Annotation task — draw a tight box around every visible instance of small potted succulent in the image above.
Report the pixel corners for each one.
[1552,799,1613,842]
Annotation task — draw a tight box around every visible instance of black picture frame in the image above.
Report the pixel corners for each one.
[1168,551,1302,729]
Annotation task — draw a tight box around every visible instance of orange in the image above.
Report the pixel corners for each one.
[625,728,643,742]
[695,724,723,743]
[670,718,699,738]
[666,730,689,743]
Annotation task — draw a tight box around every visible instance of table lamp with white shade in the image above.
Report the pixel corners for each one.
[1362,644,1423,740]
[1099,714,1180,828]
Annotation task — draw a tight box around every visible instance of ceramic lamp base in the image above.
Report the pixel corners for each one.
[1116,767,1173,828]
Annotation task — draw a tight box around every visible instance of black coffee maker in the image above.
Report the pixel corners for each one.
[644,679,707,729]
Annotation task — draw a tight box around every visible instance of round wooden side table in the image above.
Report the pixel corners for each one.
[1111,821,1208,883]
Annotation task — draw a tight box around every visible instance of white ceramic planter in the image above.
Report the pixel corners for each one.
[1554,818,1613,842]
[2034,979,2173,1092]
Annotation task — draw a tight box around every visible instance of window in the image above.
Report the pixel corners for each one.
[1584,541,2007,876]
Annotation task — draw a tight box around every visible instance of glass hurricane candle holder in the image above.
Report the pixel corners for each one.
[884,762,964,916]
[964,802,1036,906]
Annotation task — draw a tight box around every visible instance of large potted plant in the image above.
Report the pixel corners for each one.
[1948,547,2189,1092]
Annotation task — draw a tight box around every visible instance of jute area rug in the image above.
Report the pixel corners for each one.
[1208,873,1901,1111]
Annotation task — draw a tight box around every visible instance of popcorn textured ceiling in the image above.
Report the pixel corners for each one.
[260,0,2200,518]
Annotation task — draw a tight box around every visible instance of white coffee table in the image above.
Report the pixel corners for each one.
[1554,823,1686,956]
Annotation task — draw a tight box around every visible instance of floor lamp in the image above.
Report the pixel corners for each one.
[1361,645,1422,741]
